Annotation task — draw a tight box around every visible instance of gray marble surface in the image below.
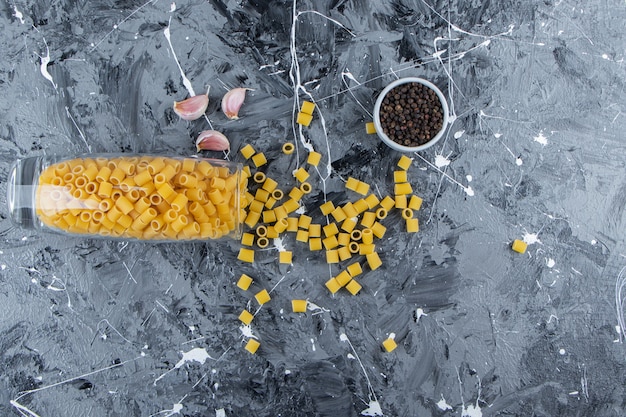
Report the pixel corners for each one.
[1,0,625,416]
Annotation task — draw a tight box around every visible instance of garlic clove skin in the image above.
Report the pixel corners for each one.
[173,94,209,121]
[221,88,251,120]
[196,130,230,152]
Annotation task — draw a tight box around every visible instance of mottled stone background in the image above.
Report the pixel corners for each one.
[1,0,625,416]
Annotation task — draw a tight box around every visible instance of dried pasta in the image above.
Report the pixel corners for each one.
[35,156,246,241]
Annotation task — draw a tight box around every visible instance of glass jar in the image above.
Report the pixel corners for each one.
[7,154,247,241]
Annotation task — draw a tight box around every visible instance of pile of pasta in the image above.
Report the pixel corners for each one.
[35,156,247,240]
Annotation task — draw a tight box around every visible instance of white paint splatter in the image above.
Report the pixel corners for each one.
[307,301,330,313]
[347,353,356,359]
[310,338,316,351]
[13,6,25,24]
[273,238,287,252]
[464,186,475,197]
[170,2,176,12]
[285,369,291,375]
[162,403,183,416]
[494,133,502,138]
[533,131,548,146]
[361,400,383,416]
[516,157,523,166]
[164,21,195,97]
[38,42,57,89]
[466,175,473,182]
[1,264,6,270]
[215,409,226,417]
[591,239,597,245]
[340,333,349,342]
[174,348,213,369]
[437,395,453,411]
[461,404,483,417]
[240,324,256,339]
[415,308,428,323]
[547,258,556,268]
[523,232,541,245]
[559,348,566,355]
[434,154,451,168]
[454,130,465,139]
[388,332,396,340]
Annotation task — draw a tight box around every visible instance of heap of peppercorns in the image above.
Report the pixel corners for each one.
[379,82,444,147]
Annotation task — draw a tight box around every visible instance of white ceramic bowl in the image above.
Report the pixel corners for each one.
[373,77,449,152]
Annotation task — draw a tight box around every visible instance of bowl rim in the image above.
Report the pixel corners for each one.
[373,77,449,153]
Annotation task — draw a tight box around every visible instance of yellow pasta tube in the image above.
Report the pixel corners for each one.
[342,202,357,219]
[244,211,261,228]
[309,238,322,251]
[133,169,153,186]
[109,167,125,185]
[345,177,359,191]
[251,152,267,167]
[160,164,177,182]
[117,214,133,229]
[350,229,362,241]
[286,217,299,232]
[238,248,255,263]
[366,252,382,270]
[319,201,335,216]
[355,181,370,195]
[274,218,289,233]
[307,151,321,166]
[282,199,299,213]
[262,178,278,192]
[330,206,347,222]
[171,193,189,212]
[255,188,270,202]
[211,177,226,190]
[341,218,357,233]
[257,237,269,248]
[115,195,134,215]
[394,182,413,195]
[395,195,407,209]
[393,170,408,183]
[196,160,214,176]
[282,142,295,155]
[170,214,189,233]
[322,235,339,250]
[248,200,265,214]
[337,246,351,261]
[364,194,380,209]
[337,233,350,247]
[348,241,360,254]
[376,208,388,220]
[294,167,309,183]
[298,215,312,230]
[295,229,309,243]
[157,183,176,201]
[408,195,423,211]
[208,189,225,205]
[397,155,412,170]
[240,144,256,159]
[402,208,413,220]
[323,222,338,237]
[299,182,312,194]
[361,228,374,244]
[117,159,136,176]
[289,187,304,201]
[326,249,339,264]
[262,210,277,224]
[379,196,395,211]
[353,199,369,214]
[308,223,321,238]
[406,218,419,233]
[359,243,376,255]
[371,222,386,239]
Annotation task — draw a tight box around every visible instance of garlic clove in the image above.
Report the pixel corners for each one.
[173,94,209,121]
[196,130,230,152]
[221,87,252,120]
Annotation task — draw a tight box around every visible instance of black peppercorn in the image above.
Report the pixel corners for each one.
[379,82,444,147]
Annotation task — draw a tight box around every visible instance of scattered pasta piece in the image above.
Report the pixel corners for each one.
[292,299,308,313]
[241,144,256,159]
[294,167,310,183]
[323,222,339,237]
[307,151,322,166]
[296,112,313,126]
[394,182,413,195]
[512,239,527,254]
[345,279,362,295]
[300,182,312,194]
[325,278,341,294]
[408,195,423,211]
[309,238,323,251]
[393,171,407,183]
[237,274,253,290]
[245,339,260,354]
[353,199,369,214]
[308,223,321,237]
[279,251,293,264]
[361,212,376,229]
[365,122,376,134]
[347,262,362,277]
[345,177,360,192]
[282,142,295,155]
[382,338,397,352]
[241,232,255,246]
[337,233,350,247]
[238,248,255,263]
[239,309,254,325]
[406,218,419,233]
[330,206,347,223]
[394,195,407,209]
[337,246,352,261]
[298,214,312,229]
[335,270,352,287]
[320,201,335,216]
[402,208,413,220]
[262,178,278,192]
[371,222,386,239]
[326,249,339,264]
[322,235,339,250]
[342,202,358,218]
[255,289,271,305]
[251,153,267,168]
[359,243,376,255]
[256,237,269,248]
[300,101,316,115]
[355,181,370,196]
[366,252,382,270]
[397,155,412,170]
[379,196,395,211]
[296,229,309,243]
